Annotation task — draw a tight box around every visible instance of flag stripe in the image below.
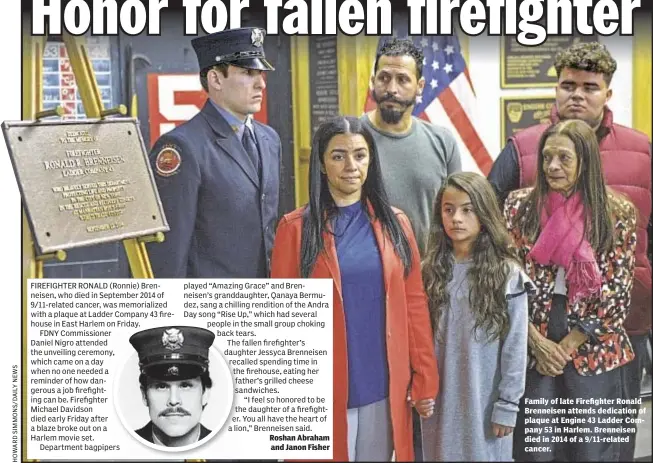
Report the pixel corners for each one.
[449,74,481,128]
[422,101,481,174]
[446,76,495,173]
[438,87,493,175]
[463,68,476,95]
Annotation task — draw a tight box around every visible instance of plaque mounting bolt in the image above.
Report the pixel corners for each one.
[35,107,64,121]
[36,250,67,262]
[100,105,128,118]
[137,232,165,244]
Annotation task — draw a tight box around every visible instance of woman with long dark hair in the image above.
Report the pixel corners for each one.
[506,119,638,461]
[270,116,438,461]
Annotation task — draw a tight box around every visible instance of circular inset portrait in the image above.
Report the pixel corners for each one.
[114,326,233,452]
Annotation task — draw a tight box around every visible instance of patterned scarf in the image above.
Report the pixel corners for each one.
[528,191,602,304]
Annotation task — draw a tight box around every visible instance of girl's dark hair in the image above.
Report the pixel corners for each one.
[300,116,412,278]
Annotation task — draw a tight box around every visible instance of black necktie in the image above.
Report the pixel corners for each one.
[242,125,260,177]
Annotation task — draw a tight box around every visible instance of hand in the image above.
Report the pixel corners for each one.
[531,336,570,375]
[535,358,564,377]
[407,395,434,418]
[559,328,589,356]
[492,422,513,438]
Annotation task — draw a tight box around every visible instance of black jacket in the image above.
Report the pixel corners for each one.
[147,100,281,278]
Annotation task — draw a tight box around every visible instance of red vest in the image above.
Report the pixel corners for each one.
[511,107,652,335]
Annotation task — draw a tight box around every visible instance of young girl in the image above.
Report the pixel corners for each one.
[420,172,531,461]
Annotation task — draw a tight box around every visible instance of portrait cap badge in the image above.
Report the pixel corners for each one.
[162,328,184,350]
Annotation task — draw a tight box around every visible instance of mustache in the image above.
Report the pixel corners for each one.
[159,407,191,417]
[372,90,414,107]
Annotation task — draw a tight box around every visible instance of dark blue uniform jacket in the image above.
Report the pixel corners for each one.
[147,100,281,278]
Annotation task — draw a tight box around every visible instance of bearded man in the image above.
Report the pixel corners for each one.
[361,37,462,255]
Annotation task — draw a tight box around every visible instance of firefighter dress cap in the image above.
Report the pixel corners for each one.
[129,326,215,380]
[191,27,275,72]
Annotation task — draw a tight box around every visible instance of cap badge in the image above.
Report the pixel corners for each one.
[167,365,180,376]
[162,328,184,350]
[251,28,264,47]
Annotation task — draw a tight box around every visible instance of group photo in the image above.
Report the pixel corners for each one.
[6,3,652,462]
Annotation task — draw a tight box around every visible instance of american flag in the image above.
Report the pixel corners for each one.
[364,29,493,175]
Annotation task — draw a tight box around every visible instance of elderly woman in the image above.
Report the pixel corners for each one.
[504,119,637,462]
[270,116,438,461]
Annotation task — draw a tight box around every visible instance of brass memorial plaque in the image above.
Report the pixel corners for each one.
[500,96,556,145]
[2,118,169,253]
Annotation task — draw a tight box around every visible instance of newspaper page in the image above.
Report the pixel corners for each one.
[2,1,652,462]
